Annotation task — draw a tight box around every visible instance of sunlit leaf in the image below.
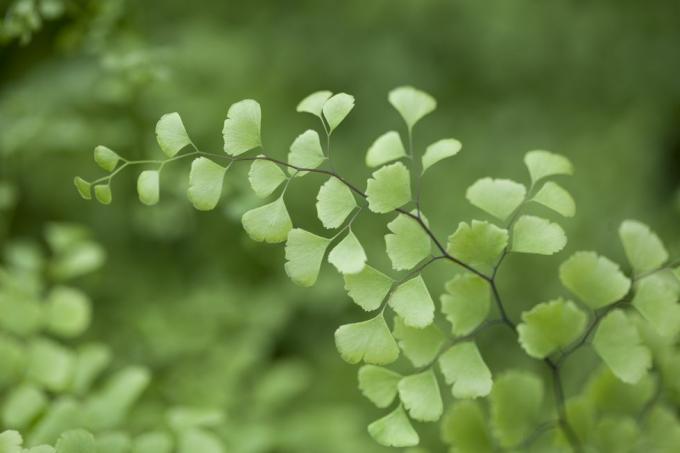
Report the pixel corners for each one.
[531,181,575,217]
[55,429,96,453]
[45,286,91,338]
[366,162,412,213]
[156,112,192,158]
[73,177,92,200]
[137,170,160,206]
[593,309,651,384]
[511,215,566,255]
[524,150,573,185]
[223,99,262,155]
[440,401,493,453]
[388,276,434,328]
[93,146,121,172]
[316,177,356,229]
[2,385,47,429]
[466,178,526,221]
[392,316,444,367]
[365,131,406,168]
[187,157,226,211]
[398,368,443,422]
[368,406,419,448]
[241,197,292,244]
[343,265,393,311]
[421,138,461,174]
[322,93,354,132]
[284,229,331,287]
[0,430,22,453]
[385,212,431,271]
[490,371,544,447]
[358,365,402,408]
[440,274,490,336]
[328,230,367,274]
[334,314,399,365]
[438,342,492,399]
[559,251,631,309]
[288,130,325,172]
[296,91,333,117]
[632,272,680,337]
[517,298,586,359]
[619,220,668,275]
[446,221,508,275]
[94,185,111,205]
[27,339,75,392]
[248,158,286,198]
[388,86,436,130]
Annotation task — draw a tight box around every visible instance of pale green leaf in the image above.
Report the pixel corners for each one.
[421,138,461,174]
[366,162,412,213]
[316,177,356,229]
[288,130,325,172]
[385,212,431,271]
[96,432,130,453]
[248,159,286,198]
[593,309,651,384]
[177,429,223,453]
[438,342,492,399]
[73,178,92,200]
[517,298,587,358]
[0,293,43,336]
[368,406,419,448]
[358,365,402,408]
[632,272,680,337]
[365,131,406,168]
[531,181,575,217]
[241,197,292,244]
[322,93,354,132]
[27,339,75,392]
[524,150,573,185]
[222,99,262,155]
[619,220,668,275]
[392,316,444,367]
[137,170,160,206]
[93,146,120,172]
[45,286,91,338]
[71,344,111,395]
[94,185,111,205]
[55,429,95,453]
[284,228,331,287]
[167,407,224,431]
[440,401,493,453]
[132,432,173,453]
[398,368,443,422]
[0,430,22,453]
[388,276,434,328]
[334,314,399,365]
[187,157,226,211]
[466,178,526,221]
[27,398,81,446]
[296,90,333,117]
[27,445,56,453]
[511,215,567,255]
[446,221,508,275]
[2,385,47,429]
[343,265,393,311]
[585,367,655,416]
[328,230,367,274]
[559,251,631,309]
[440,274,490,336]
[156,113,192,158]
[592,417,639,453]
[388,86,436,129]
[490,371,544,447]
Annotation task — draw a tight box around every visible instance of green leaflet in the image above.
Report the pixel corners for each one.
[421,138,461,174]
[316,177,356,229]
[248,158,286,198]
[0,292,43,336]
[322,93,355,132]
[466,178,526,221]
[334,314,399,365]
[385,212,431,271]
[366,162,412,213]
[288,129,326,173]
[155,112,192,158]
[585,367,654,416]
[132,432,173,453]
[343,265,393,311]
[284,229,331,287]
[524,150,573,185]
[531,181,575,217]
[94,185,112,205]
[0,430,22,453]
[222,99,262,155]
[438,342,492,399]
[368,405,419,448]
[592,417,639,453]
[241,197,293,244]
[55,429,96,453]
[559,251,631,309]
[593,309,651,384]
[296,90,333,117]
[392,316,444,367]
[398,368,443,422]
[388,276,434,328]
[511,215,567,255]
[440,274,490,336]
[440,401,493,453]
[27,338,75,392]
[71,344,111,395]
[358,365,402,408]
[73,177,92,200]
[446,221,508,275]
[619,220,668,275]
[388,86,436,130]
[45,286,91,338]
[365,131,406,168]
[632,272,680,337]
[136,170,160,206]
[177,429,223,453]
[517,298,586,359]
[2,385,47,429]
[93,146,120,172]
[490,371,544,447]
[327,229,367,274]
[187,157,226,211]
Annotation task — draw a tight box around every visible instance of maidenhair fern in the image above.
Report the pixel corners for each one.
[74,87,680,451]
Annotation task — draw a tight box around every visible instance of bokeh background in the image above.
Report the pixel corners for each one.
[1,0,679,451]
